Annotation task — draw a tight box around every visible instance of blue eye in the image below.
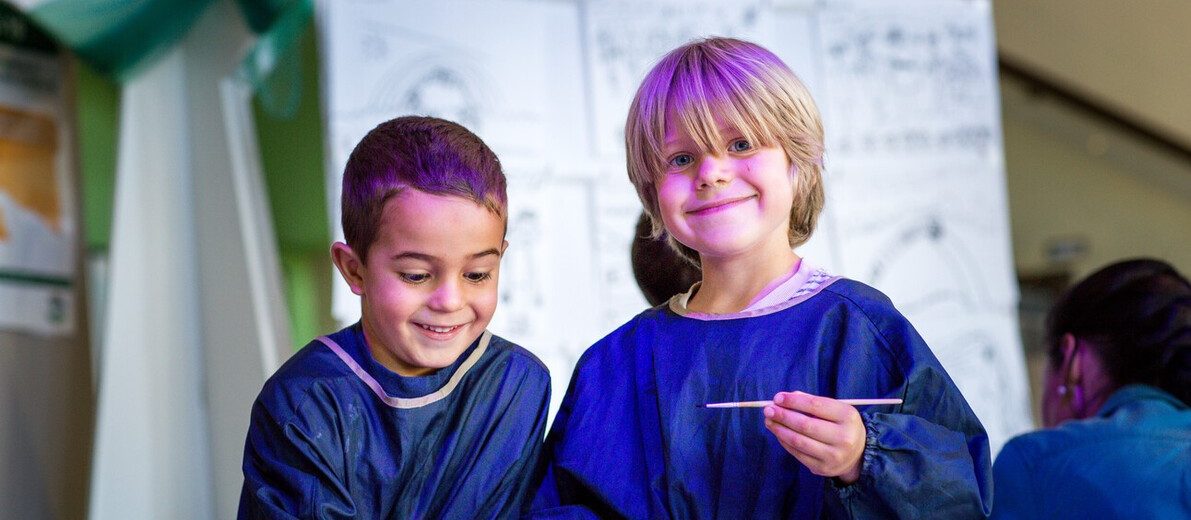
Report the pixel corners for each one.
[400,272,430,284]
[464,272,492,283]
[669,153,694,168]
[729,139,752,152]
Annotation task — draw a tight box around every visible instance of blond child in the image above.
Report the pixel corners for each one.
[531,38,991,518]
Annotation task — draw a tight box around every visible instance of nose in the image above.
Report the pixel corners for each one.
[696,153,731,189]
[427,279,464,312]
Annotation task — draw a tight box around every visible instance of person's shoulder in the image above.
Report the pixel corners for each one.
[483,333,551,383]
[254,330,358,420]
[809,277,935,367]
[1001,419,1105,464]
[591,305,668,349]
[999,429,1053,461]
[817,277,897,312]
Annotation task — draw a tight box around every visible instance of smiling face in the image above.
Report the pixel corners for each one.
[333,189,506,376]
[655,118,797,262]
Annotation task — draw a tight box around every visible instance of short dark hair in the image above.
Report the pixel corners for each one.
[1046,258,1191,405]
[631,212,701,306]
[340,116,506,262]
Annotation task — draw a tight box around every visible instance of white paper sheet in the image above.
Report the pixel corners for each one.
[318,0,1033,450]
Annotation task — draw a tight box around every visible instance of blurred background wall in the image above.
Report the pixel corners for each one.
[0,0,1187,518]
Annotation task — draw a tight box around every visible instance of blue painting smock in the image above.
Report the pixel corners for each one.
[530,265,992,518]
[992,384,1191,520]
[239,323,551,519]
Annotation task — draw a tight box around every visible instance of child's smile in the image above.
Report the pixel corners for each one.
[684,194,758,216]
[347,189,507,376]
[656,121,796,262]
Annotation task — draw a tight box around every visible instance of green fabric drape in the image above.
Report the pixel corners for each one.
[12,0,310,89]
[23,0,216,80]
[236,0,310,118]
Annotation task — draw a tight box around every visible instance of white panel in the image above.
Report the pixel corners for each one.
[89,49,214,520]
[813,0,1032,452]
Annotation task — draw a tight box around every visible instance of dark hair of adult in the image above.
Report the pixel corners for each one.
[1046,258,1191,405]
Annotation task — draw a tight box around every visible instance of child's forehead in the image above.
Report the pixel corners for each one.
[379,188,505,226]
[661,102,755,149]
[371,190,505,257]
[663,112,739,143]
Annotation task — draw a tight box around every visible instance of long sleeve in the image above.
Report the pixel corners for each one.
[527,369,630,520]
[238,396,355,520]
[828,304,993,519]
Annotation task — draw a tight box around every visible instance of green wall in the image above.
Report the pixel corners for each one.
[77,61,118,251]
[252,21,334,348]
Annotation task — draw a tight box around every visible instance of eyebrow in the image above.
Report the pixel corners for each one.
[390,248,502,262]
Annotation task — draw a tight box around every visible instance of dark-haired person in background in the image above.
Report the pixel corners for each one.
[992,258,1190,519]
[630,212,702,306]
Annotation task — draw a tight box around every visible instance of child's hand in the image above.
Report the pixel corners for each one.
[763,391,866,484]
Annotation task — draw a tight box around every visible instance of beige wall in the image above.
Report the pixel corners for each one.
[994,0,1191,147]
[0,327,94,519]
[1003,116,1191,281]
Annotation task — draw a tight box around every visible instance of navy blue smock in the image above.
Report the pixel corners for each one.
[239,323,550,519]
[530,273,992,518]
[992,384,1191,520]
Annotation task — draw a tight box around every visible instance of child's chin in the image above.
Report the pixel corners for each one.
[419,341,475,367]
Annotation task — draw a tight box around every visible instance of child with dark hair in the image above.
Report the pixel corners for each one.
[993,258,1190,519]
[531,37,990,518]
[239,116,550,519]
[631,211,702,306]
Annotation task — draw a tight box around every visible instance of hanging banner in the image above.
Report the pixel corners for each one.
[0,4,76,336]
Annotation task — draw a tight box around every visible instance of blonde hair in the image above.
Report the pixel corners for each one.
[625,37,825,264]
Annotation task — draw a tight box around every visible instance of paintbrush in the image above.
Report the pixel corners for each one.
[699,398,902,408]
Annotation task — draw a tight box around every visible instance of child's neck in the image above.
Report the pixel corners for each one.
[689,247,801,314]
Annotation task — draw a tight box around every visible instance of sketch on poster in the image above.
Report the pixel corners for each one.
[498,176,550,342]
[351,52,492,134]
[863,214,991,314]
[320,0,580,325]
[817,2,999,161]
[592,173,649,331]
[814,1,1032,447]
[930,323,1033,453]
[838,208,1031,449]
[583,0,774,156]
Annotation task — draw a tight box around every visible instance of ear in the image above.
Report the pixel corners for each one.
[1059,333,1082,383]
[331,241,366,296]
[500,239,509,256]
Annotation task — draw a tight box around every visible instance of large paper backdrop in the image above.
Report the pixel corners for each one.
[317,0,1031,453]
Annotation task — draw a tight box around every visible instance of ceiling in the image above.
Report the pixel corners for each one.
[993,0,1191,150]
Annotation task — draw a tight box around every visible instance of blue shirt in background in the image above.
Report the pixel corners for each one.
[992,384,1191,520]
